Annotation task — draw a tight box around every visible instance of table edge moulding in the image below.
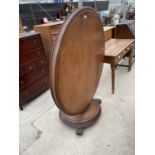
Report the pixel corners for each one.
[49,7,105,135]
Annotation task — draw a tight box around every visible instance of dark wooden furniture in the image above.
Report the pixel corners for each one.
[104,39,134,94]
[115,20,135,68]
[115,21,135,39]
[19,32,49,110]
[49,8,105,135]
[34,21,63,61]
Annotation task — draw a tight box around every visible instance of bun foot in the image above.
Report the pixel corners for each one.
[59,99,101,135]
[76,128,84,136]
[94,98,101,104]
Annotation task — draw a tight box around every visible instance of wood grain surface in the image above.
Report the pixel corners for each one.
[49,7,105,115]
[105,39,134,57]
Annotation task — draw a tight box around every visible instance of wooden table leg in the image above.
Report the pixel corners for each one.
[128,49,133,72]
[111,63,115,94]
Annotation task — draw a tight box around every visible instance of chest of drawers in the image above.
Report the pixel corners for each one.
[34,21,63,61]
[19,32,49,110]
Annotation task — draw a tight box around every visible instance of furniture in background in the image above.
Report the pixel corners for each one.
[103,20,135,40]
[102,21,135,94]
[103,26,115,41]
[34,21,63,61]
[104,39,134,94]
[115,20,135,67]
[19,32,49,110]
[115,20,135,39]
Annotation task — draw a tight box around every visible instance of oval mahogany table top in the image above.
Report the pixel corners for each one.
[49,7,105,115]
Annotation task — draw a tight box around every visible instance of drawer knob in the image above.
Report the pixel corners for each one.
[41,69,45,73]
[33,40,37,44]
[44,79,47,83]
[29,66,32,70]
[41,60,44,64]
[24,91,28,95]
[36,51,41,56]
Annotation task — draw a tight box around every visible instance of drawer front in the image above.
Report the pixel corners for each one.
[115,45,133,63]
[51,34,57,42]
[24,62,37,74]
[50,29,59,35]
[104,30,112,41]
[20,35,42,53]
[19,75,49,104]
[116,50,126,63]
[50,25,61,34]
[51,28,59,41]
[20,65,49,89]
[20,47,45,66]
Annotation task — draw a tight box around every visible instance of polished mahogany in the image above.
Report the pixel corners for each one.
[19,32,49,110]
[49,7,105,135]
